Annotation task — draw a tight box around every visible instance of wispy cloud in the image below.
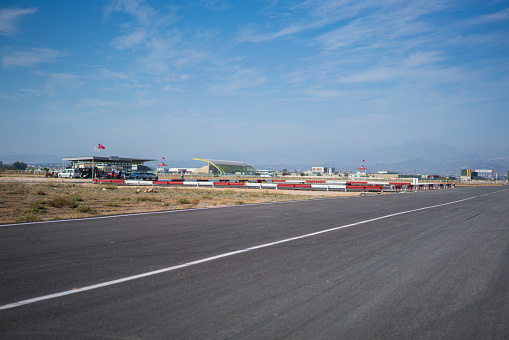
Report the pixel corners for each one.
[0,7,37,36]
[2,48,66,68]
[208,67,266,94]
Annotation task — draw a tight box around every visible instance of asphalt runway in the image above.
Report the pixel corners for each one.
[1,186,508,339]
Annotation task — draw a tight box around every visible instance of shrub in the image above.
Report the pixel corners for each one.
[75,205,97,214]
[36,190,47,196]
[121,197,131,201]
[16,214,41,222]
[177,198,191,204]
[191,198,200,205]
[135,196,161,202]
[25,200,47,214]
[47,196,78,208]
[234,201,245,205]
[73,195,83,202]
[104,202,118,207]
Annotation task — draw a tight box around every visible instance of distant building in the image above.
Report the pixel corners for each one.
[461,169,497,181]
[62,156,155,172]
[192,158,256,174]
[312,166,335,175]
[168,168,198,174]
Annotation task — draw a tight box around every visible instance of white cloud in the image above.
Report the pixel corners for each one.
[111,29,147,50]
[2,48,65,68]
[208,67,266,94]
[0,7,37,36]
[303,88,349,101]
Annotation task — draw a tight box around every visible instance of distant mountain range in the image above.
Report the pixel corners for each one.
[2,140,508,176]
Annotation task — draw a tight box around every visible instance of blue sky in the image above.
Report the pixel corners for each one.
[1,0,508,165]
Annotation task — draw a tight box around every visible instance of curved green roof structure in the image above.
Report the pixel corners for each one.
[192,158,257,174]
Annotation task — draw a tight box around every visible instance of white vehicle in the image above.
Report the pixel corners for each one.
[58,168,80,178]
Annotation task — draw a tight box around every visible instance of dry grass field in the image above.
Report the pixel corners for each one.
[0,178,362,224]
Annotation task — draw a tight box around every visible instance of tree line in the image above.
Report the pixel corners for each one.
[0,161,28,170]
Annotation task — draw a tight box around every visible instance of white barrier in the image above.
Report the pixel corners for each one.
[124,180,153,186]
[245,183,262,189]
[311,184,347,191]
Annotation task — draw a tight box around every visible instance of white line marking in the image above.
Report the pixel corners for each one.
[0,195,481,311]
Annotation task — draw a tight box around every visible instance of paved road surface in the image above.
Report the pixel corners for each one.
[1,186,508,339]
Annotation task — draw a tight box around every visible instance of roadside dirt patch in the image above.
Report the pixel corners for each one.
[0,179,363,224]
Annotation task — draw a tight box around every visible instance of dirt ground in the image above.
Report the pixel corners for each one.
[0,175,364,224]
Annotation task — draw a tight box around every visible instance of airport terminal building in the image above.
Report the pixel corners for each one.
[62,156,155,172]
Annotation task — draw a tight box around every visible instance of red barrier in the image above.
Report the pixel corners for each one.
[347,185,365,191]
[109,179,124,184]
[93,179,124,184]
[294,184,312,190]
[306,180,326,184]
[228,183,245,187]
[214,182,229,186]
[153,181,183,186]
[277,183,295,189]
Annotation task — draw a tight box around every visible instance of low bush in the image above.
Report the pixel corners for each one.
[47,196,78,208]
[104,202,118,207]
[177,198,191,204]
[16,214,41,222]
[75,205,97,214]
[135,196,161,202]
[25,200,47,214]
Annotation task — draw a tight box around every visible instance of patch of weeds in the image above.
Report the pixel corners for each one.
[75,205,98,214]
[101,185,118,190]
[202,194,213,200]
[234,201,245,205]
[47,196,78,208]
[73,195,83,202]
[177,198,191,204]
[25,200,48,214]
[121,197,131,201]
[36,190,47,196]
[135,196,161,202]
[8,187,29,195]
[16,214,41,223]
[43,182,59,188]
[163,202,172,206]
[190,198,200,205]
[104,202,118,207]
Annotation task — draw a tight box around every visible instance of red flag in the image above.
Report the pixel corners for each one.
[162,157,165,159]
[98,144,105,149]
[362,159,365,162]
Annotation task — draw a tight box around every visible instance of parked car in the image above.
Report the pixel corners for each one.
[127,172,158,181]
[58,168,80,178]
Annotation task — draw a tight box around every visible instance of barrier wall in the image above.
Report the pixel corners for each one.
[94,178,454,192]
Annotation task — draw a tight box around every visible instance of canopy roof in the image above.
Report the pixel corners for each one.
[192,158,257,174]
